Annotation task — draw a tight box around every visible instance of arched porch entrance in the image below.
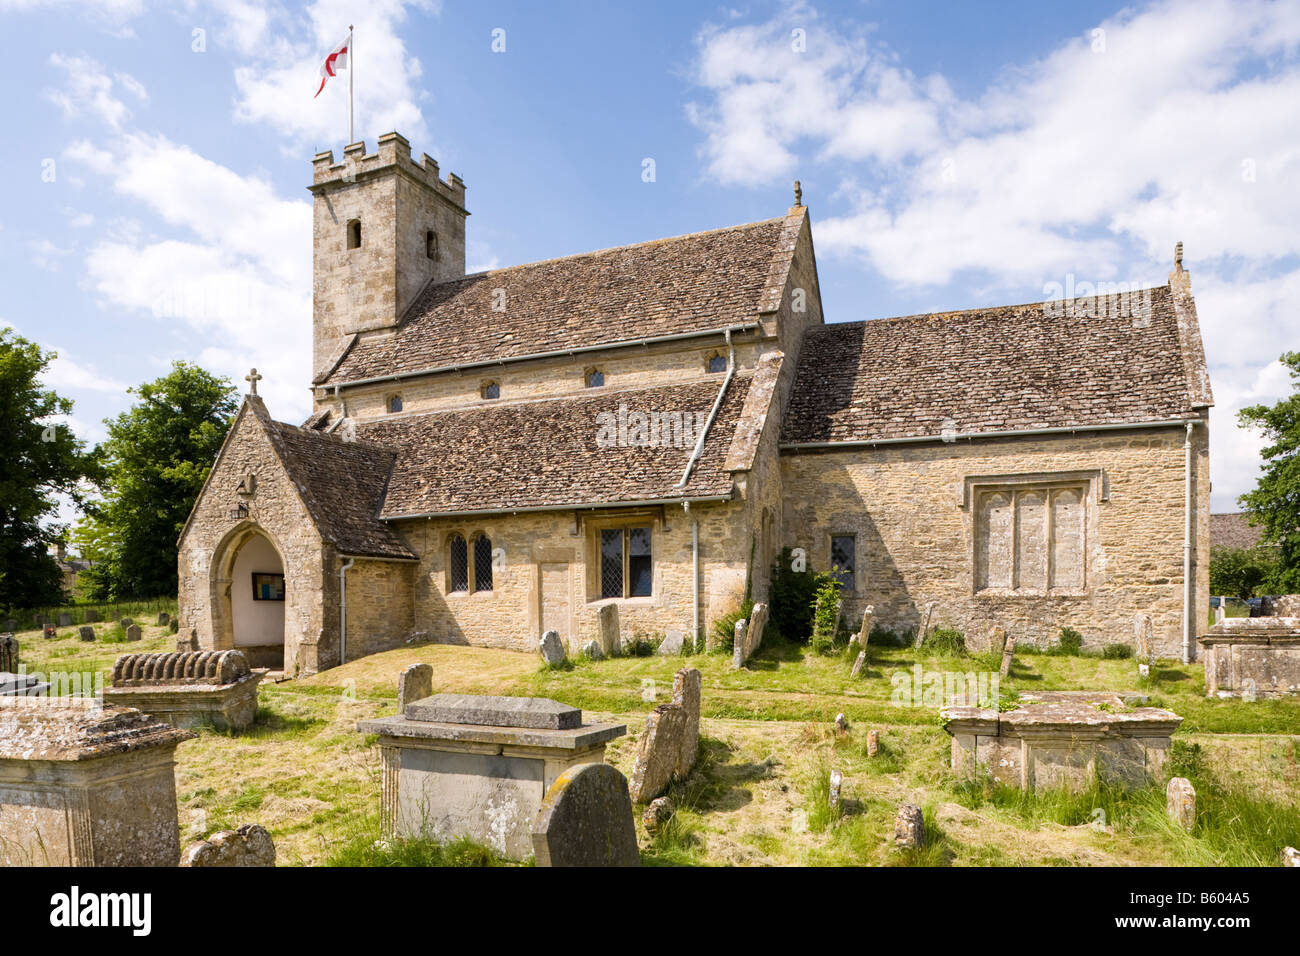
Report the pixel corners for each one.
[212,523,287,670]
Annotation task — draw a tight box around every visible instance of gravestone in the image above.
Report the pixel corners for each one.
[84,609,100,624]
[539,630,567,667]
[0,672,50,697]
[1134,613,1154,664]
[999,634,1017,677]
[3,619,16,632]
[35,615,47,628]
[896,804,925,848]
[1166,777,1196,831]
[597,604,620,658]
[866,729,879,757]
[673,667,701,777]
[732,602,770,668]
[531,762,639,867]
[658,630,686,656]
[119,618,133,629]
[642,795,674,835]
[732,619,748,663]
[57,613,73,627]
[42,625,56,640]
[628,703,687,803]
[914,602,936,648]
[104,650,263,731]
[849,652,867,679]
[582,640,603,661]
[0,701,192,865]
[179,823,275,867]
[989,625,1007,657]
[397,663,433,714]
[157,612,170,627]
[0,634,15,674]
[356,694,625,860]
[834,713,849,735]
[78,626,94,642]
[829,769,843,810]
[125,624,142,642]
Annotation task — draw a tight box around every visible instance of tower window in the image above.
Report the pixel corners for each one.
[426,230,439,260]
[387,395,403,413]
[346,219,362,249]
[585,368,604,388]
[480,380,500,400]
[706,352,727,373]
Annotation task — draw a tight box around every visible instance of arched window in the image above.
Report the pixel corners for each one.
[448,534,468,593]
[346,219,362,249]
[426,230,438,260]
[472,534,493,592]
[706,352,727,373]
[387,395,403,413]
[480,380,500,400]
[585,368,604,388]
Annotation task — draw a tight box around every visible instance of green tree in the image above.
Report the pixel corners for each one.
[1209,546,1277,600]
[1238,351,1300,594]
[0,328,96,609]
[85,362,237,599]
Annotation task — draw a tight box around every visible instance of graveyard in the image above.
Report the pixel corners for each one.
[7,615,1299,867]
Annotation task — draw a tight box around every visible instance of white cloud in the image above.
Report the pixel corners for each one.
[1,0,145,35]
[62,138,115,174]
[688,0,1300,509]
[227,0,439,149]
[27,238,70,271]
[46,54,145,129]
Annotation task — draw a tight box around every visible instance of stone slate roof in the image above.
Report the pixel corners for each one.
[355,377,751,518]
[268,421,416,559]
[1211,512,1268,551]
[781,283,1211,445]
[321,216,794,384]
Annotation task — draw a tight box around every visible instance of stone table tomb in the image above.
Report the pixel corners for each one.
[1198,618,1300,698]
[356,693,626,860]
[102,650,263,731]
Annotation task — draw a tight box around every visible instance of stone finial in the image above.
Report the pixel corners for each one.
[1174,241,1183,271]
[793,180,802,207]
[245,367,263,396]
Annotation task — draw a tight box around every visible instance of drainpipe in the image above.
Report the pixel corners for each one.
[687,501,700,652]
[678,329,736,488]
[339,557,354,666]
[1183,422,1195,664]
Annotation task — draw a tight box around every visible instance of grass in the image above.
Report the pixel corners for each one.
[15,627,1300,867]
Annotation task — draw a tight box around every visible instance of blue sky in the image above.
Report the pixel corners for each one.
[3,0,1299,516]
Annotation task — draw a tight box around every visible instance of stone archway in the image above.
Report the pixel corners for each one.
[211,523,288,670]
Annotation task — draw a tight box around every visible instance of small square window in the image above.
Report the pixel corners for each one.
[706,353,727,373]
[585,368,604,388]
[830,535,855,591]
[388,395,403,413]
[480,381,500,400]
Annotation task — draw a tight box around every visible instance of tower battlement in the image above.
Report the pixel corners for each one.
[310,132,467,210]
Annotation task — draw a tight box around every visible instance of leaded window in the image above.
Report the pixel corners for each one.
[600,526,652,599]
[449,534,468,593]
[473,534,493,592]
[830,534,856,591]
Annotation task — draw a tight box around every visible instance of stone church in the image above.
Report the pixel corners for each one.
[177,131,1213,676]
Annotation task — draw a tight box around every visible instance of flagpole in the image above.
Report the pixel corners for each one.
[348,24,354,144]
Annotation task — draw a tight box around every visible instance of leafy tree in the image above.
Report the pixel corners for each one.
[1238,351,1300,594]
[84,362,237,599]
[0,328,96,609]
[1209,546,1278,600]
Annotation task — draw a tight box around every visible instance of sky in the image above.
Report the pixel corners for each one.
[2,0,1299,518]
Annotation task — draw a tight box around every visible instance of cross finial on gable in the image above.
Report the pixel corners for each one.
[245,368,263,396]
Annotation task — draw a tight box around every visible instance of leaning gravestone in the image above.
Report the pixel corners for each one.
[597,604,620,658]
[539,630,567,667]
[658,630,686,656]
[397,663,433,714]
[999,633,1017,677]
[179,823,276,867]
[532,762,639,867]
[125,624,142,642]
[628,703,687,803]
[84,609,99,624]
[849,604,875,678]
[78,626,94,642]
[0,634,16,674]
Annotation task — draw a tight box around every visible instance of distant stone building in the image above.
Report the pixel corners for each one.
[1210,512,1268,552]
[177,131,1212,674]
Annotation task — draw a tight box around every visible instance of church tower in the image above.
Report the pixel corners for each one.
[308,131,468,381]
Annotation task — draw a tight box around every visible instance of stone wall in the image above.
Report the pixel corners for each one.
[781,425,1211,658]
[343,557,417,660]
